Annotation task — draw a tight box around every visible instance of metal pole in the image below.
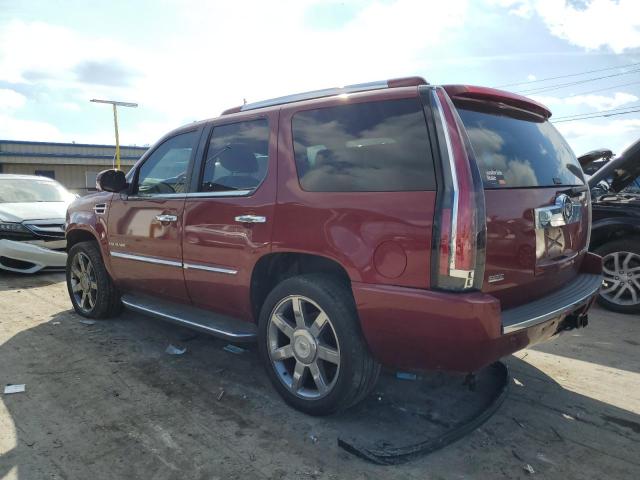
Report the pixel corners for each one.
[90,99,137,171]
[112,104,121,170]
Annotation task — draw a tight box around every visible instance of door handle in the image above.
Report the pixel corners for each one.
[155,214,178,223]
[235,215,266,224]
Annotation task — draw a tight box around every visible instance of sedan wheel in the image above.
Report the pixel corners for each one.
[70,252,98,313]
[267,295,340,399]
[601,251,640,307]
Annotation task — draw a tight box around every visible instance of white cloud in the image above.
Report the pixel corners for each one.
[531,92,639,111]
[498,0,640,52]
[0,114,62,141]
[556,118,640,155]
[527,74,536,81]
[0,1,471,144]
[0,88,26,110]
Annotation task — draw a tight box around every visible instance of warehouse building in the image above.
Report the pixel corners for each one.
[0,140,148,194]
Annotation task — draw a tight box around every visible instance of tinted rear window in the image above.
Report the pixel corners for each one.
[292,99,436,192]
[457,106,584,188]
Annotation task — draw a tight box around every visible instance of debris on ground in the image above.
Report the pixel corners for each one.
[4,384,26,394]
[165,344,187,355]
[310,434,318,444]
[223,344,246,354]
[513,378,524,387]
[52,321,61,325]
[79,319,96,325]
[562,413,575,421]
[217,389,225,401]
[395,372,417,381]
[523,464,535,474]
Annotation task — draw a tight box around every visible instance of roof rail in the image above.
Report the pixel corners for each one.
[221,76,428,115]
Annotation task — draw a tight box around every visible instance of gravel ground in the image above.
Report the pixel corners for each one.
[0,272,639,479]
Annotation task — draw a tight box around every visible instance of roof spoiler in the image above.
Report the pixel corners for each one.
[443,85,552,119]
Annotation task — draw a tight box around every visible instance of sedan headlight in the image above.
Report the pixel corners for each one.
[0,222,29,233]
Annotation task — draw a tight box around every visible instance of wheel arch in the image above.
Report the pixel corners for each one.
[590,219,640,250]
[249,252,352,322]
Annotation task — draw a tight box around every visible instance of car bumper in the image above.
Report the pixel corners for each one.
[354,252,602,373]
[0,239,67,274]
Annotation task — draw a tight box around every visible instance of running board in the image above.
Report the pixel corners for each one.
[121,294,257,342]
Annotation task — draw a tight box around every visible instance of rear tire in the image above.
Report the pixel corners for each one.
[595,238,640,314]
[66,241,122,319]
[258,274,380,416]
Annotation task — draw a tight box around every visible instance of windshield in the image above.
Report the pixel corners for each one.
[0,179,74,203]
[457,105,584,188]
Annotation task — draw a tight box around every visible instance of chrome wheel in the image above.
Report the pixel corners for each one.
[601,251,640,306]
[267,295,340,400]
[70,252,98,312]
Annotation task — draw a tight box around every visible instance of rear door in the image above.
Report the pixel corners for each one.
[107,129,201,302]
[453,96,589,309]
[181,113,277,320]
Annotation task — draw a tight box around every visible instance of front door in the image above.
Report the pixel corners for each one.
[182,114,276,319]
[107,129,201,302]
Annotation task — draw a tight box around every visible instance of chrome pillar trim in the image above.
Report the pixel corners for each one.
[183,262,237,275]
[432,87,460,272]
[110,251,182,267]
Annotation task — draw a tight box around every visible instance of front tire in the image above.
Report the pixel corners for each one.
[258,274,380,416]
[66,241,122,319]
[595,238,640,314]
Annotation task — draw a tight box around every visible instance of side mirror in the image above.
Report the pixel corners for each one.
[96,169,127,193]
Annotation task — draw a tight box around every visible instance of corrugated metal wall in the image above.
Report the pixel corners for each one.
[0,140,146,194]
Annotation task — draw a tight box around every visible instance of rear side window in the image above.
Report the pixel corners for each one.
[457,106,584,188]
[200,119,269,192]
[292,99,436,192]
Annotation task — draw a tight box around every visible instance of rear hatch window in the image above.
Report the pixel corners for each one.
[457,105,584,188]
[455,101,589,309]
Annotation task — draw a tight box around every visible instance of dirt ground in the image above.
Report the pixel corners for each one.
[0,272,639,480]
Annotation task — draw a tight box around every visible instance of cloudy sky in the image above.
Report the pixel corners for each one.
[1,0,639,156]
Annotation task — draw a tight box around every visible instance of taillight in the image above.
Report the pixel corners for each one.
[424,86,486,291]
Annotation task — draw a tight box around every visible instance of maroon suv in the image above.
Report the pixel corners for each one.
[65,76,602,415]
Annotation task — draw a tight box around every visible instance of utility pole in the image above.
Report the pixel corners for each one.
[90,99,138,170]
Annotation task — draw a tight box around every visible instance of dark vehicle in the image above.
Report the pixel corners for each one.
[65,77,602,415]
[586,139,640,313]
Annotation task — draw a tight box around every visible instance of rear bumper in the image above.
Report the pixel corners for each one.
[0,239,67,274]
[354,252,602,373]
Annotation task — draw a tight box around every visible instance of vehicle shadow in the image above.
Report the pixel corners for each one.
[0,271,65,293]
[531,305,640,374]
[1,307,639,479]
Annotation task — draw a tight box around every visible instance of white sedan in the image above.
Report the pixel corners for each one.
[0,174,75,273]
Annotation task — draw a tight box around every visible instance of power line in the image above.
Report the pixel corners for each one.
[561,80,640,98]
[553,108,640,123]
[554,104,640,120]
[516,68,640,94]
[495,61,640,88]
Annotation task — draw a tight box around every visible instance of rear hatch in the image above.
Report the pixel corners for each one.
[447,86,589,309]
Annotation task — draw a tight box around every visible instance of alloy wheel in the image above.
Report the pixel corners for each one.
[601,251,640,306]
[267,295,340,399]
[70,252,98,312]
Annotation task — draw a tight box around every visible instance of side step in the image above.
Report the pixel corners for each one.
[121,294,257,342]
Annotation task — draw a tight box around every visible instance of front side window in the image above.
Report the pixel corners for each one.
[136,131,198,196]
[200,119,269,192]
[292,99,436,192]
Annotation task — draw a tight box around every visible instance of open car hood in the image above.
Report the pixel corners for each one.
[578,149,613,169]
[588,138,640,193]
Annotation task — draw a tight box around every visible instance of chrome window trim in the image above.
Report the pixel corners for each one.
[186,190,253,198]
[110,251,182,267]
[125,193,187,200]
[183,262,237,275]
